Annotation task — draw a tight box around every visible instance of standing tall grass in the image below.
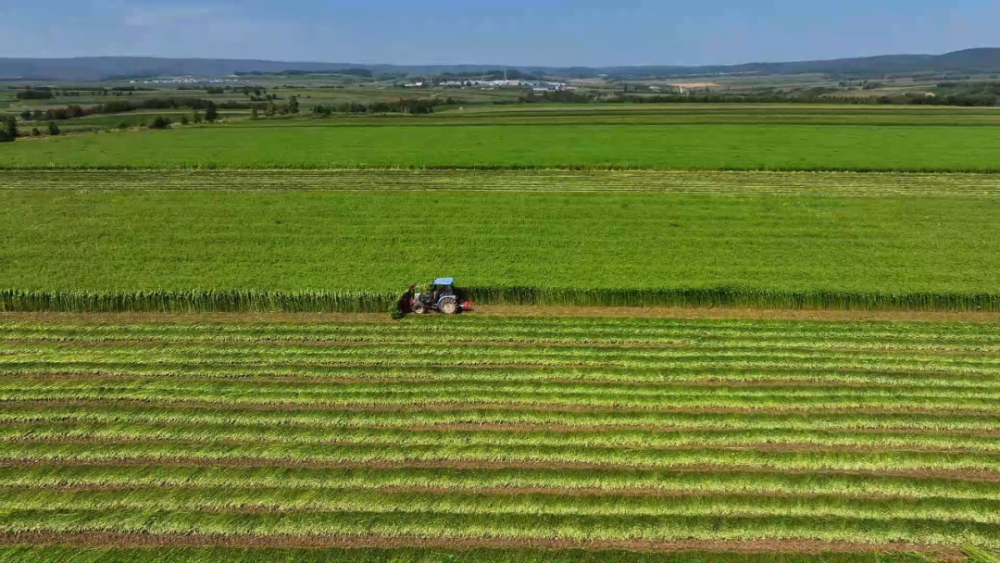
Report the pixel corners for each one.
[0,290,396,313]
[4,287,1000,312]
[465,286,1000,311]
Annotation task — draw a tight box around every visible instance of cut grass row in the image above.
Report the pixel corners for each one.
[7,488,1000,524]
[6,423,1000,453]
[8,316,1000,349]
[4,464,999,501]
[6,386,994,411]
[8,169,1000,197]
[7,347,1000,378]
[2,508,998,547]
[9,329,1000,351]
[7,441,1000,475]
[8,314,1000,333]
[9,337,1000,363]
[4,316,1000,556]
[11,366,1000,390]
[7,405,1000,433]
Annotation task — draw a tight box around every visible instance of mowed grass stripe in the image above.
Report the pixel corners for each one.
[4,316,1000,552]
[5,390,998,412]
[5,337,996,369]
[12,338,1000,364]
[6,465,1000,501]
[6,404,1000,432]
[3,423,1000,453]
[8,365,1000,392]
[4,442,1000,473]
[7,169,1000,197]
[15,339,1000,360]
[9,316,1000,338]
[4,488,1000,524]
[6,343,1000,376]
[12,330,1000,354]
[7,322,1000,345]
[5,381,1000,412]
[1,509,997,547]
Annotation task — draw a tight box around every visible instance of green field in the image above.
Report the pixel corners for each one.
[6,103,1000,171]
[3,170,1000,311]
[0,315,997,561]
[4,98,1000,563]
[3,119,1000,171]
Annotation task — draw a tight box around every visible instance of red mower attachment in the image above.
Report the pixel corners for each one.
[461,302,475,312]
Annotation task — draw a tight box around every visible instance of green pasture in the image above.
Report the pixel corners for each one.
[3,116,1000,169]
[2,172,1000,305]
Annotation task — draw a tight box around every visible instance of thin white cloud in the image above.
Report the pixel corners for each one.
[93,3,304,59]
[122,5,230,28]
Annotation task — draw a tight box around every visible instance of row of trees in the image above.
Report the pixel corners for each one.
[0,117,17,142]
[119,107,220,131]
[0,117,62,141]
[511,86,1000,107]
[904,83,1000,107]
[18,99,228,122]
[15,89,54,100]
[2,96,234,140]
[311,98,452,116]
[147,106,220,127]
[250,96,300,118]
[15,87,149,100]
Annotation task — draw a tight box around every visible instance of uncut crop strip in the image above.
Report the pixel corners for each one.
[7,172,1000,316]
[4,316,1000,558]
[7,287,1000,313]
[7,169,1000,197]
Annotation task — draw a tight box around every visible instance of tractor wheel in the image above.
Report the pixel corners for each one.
[439,297,459,315]
[412,302,428,315]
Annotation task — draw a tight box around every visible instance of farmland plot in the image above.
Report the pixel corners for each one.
[0,314,999,562]
[4,122,1000,171]
[4,170,1000,312]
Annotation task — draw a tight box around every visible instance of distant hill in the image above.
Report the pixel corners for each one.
[2,49,1000,82]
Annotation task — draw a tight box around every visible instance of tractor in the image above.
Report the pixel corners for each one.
[398,278,473,315]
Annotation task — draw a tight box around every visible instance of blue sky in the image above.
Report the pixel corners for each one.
[1,0,998,66]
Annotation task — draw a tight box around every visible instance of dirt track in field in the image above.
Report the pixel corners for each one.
[6,306,1000,324]
[0,532,968,561]
[476,305,1000,323]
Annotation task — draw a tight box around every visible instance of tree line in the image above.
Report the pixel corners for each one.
[0,117,17,142]
[17,98,237,122]
[514,86,1000,107]
[14,87,155,100]
[311,98,453,116]
[0,117,61,141]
